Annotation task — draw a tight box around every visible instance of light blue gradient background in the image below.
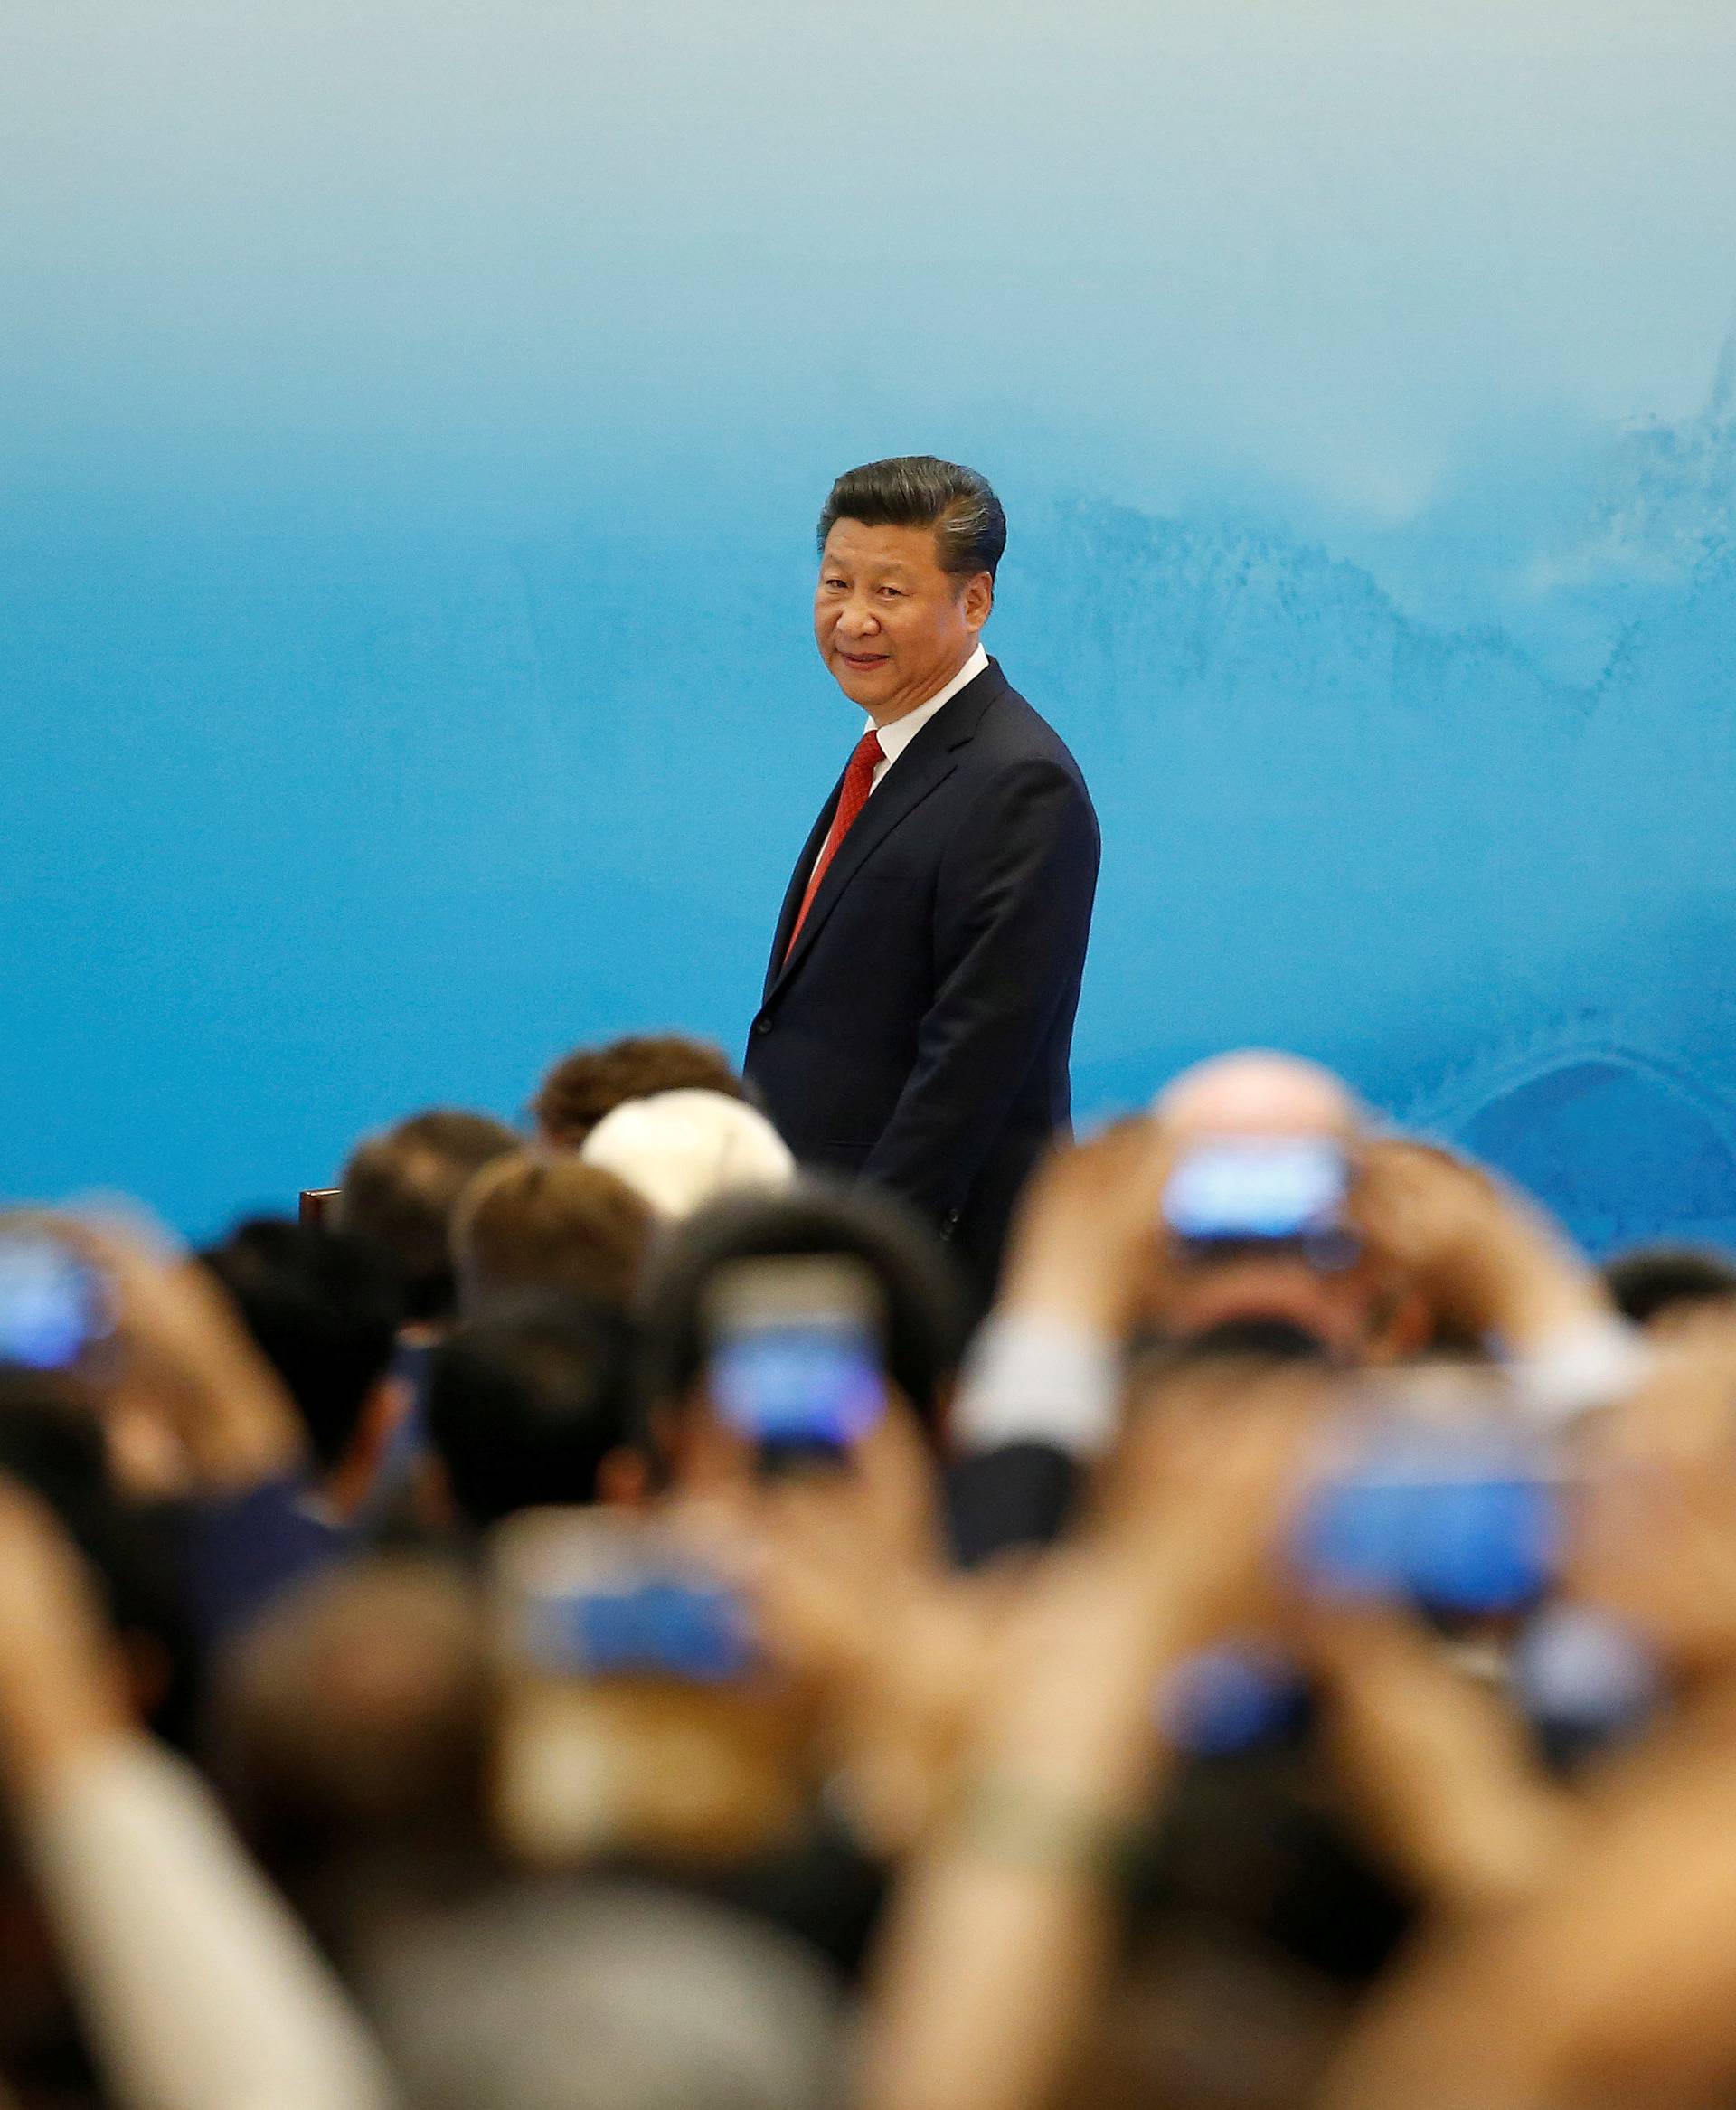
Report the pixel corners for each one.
[5,2,1736,1249]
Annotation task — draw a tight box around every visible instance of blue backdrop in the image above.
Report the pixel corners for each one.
[5,3,1736,1253]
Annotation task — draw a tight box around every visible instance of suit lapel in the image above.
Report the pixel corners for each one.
[762,775,844,1001]
[765,659,1008,999]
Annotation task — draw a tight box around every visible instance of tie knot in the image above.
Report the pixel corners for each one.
[854,729,884,769]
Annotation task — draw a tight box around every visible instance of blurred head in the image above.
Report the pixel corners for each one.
[1603,1244,1736,1329]
[423,1292,642,1528]
[337,1109,521,1323]
[207,1556,491,1878]
[636,1178,969,1489]
[0,1384,193,1737]
[361,1880,843,2110]
[200,1216,403,1494]
[452,1152,656,1315]
[814,457,1002,723]
[1151,1053,1399,1363]
[580,1090,796,1224]
[533,1034,749,1151]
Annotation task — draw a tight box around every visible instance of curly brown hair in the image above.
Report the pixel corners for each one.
[531,1033,748,1150]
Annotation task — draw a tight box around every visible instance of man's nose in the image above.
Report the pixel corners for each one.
[837,599,882,637]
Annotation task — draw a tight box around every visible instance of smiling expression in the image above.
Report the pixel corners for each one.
[814,518,993,725]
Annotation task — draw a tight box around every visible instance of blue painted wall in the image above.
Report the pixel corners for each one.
[5,3,1735,1251]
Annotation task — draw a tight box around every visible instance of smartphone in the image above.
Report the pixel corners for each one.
[1295,1370,1561,1617]
[703,1254,886,1470]
[505,1513,754,1686]
[1163,1373,1564,1757]
[0,1227,114,1373]
[491,1510,804,1868]
[1163,1136,1356,1266]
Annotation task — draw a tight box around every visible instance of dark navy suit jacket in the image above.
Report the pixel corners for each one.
[743,657,1099,1298]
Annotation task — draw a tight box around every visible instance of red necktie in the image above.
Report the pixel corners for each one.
[784,727,884,961]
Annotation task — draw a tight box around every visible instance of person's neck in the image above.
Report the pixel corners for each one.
[865,644,982,731]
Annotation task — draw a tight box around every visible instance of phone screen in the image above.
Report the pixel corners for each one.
[1295,1386,1561,1616]
[710,1323,883,1451]
[0,1231,112,1372]
[704,1256,886,1464]
[523,1571,755,1684]
[1164,1137,1352,1247]
[491,1510,799,1867]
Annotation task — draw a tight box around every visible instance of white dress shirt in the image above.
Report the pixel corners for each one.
[868,643,988,791]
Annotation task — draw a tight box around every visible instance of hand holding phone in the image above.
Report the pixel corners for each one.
[1296,1371,1561,1618]
[491,1509,810,1868]
[0,1226,115,1375]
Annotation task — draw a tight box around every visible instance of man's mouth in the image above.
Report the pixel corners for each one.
[840,651,890,669]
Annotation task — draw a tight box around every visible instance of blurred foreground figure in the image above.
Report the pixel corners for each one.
[1146,1052,1396,1360]
[0,1469,394,2110]
[948,1048,1636,1563]
[362,1882,842,2110]
[27,1028,1736,2110]
[857,1060,1699,2110]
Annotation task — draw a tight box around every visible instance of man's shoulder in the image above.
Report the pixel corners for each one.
[967,666,1091,795]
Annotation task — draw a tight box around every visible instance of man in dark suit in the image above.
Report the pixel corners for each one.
[743,457,1099,1305]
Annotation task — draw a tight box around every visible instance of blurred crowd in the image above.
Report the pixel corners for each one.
[6,1031,1736,2109]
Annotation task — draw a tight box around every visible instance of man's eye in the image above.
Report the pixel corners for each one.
[878,587,902,599]
[824,577,846,590]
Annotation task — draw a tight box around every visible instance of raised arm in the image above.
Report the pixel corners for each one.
[0,1481,397,2110]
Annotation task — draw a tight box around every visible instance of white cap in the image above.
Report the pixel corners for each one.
[579,1089,796,1220]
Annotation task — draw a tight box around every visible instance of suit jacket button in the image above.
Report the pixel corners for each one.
[753,1016,773,1036]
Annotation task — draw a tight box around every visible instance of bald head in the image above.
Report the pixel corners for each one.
[1156,1052,1360,1143]
[1146,1053,1390,1361]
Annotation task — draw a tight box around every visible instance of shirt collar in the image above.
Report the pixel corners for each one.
[872,643,989,766]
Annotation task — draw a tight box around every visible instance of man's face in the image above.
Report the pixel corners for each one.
[814,518,991,724]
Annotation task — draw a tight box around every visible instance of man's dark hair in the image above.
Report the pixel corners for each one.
[423,1292,637,1528]
[1603,1244,1736,1328]
[532,1034,749,1150]
[817,456,1006,583]
[0,1381,194,1738]
[336,1109,521,1321]
[636,1178,969,1445]
[200,1217,403,1471]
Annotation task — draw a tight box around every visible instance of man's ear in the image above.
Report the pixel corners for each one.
[961,570,994,633]
[329,1374,412,1519]
[360,1374,411,1468]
